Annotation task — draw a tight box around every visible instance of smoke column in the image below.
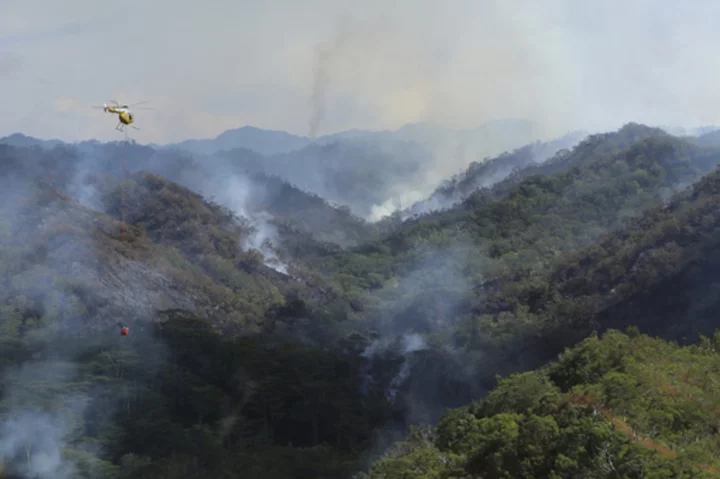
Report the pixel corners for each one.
[308,44,331,139]
[307,17,354,139]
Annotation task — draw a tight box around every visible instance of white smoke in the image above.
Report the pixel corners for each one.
[367,189,428,223]
[0,412,78,478]
[0,360,88,478]
[216,175,291,275]
[360,333,429,403]
[384,333,427,403]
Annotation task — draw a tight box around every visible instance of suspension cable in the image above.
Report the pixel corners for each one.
[121,128,127,240]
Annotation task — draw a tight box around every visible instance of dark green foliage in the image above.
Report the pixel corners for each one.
[249,172,379,246]
[362,330,720,478]
[311,125,720,296]
[5,123,720,478]
[0,312,391,478]
[466,160,720,368]
[313,125,720,364]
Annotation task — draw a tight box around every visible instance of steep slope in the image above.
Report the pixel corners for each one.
[0,310,391,479]
[415,151,720,398]
[506,165,720,351]
[138,148,379,248]
[461,123,673,209]
[289,125,720,432]
[19,138,378,251]
[317,124,718,292]
[0,144,348,339]
[0,143,392,478]
[400,130,587,218]
[175,121,548,220]
[248,173,379,246]
[219,139,433,219]
[7,123,720,479]
[9,121,551,224]
[375,123,667,233]
[0,176,235,335]
[359,329,720,478]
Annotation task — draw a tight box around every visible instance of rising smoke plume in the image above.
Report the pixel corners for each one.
[307,17,355,139]
[308,45,331,140]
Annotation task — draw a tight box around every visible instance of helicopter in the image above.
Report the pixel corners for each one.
[93,100,152,132]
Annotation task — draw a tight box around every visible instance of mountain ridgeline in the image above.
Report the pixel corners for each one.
[0,121,719,478]
[3,119,548,223]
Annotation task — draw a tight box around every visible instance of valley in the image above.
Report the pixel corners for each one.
[0,121,719,477]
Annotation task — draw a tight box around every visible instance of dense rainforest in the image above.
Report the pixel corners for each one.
[0,122,718,478]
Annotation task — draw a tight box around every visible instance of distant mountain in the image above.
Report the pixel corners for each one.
[0,132,64,149]
[321,119,540,150]
[163,126,313,156]
[218,139,434,220]
[3,119,549,161]
[199,120,546,220]
[3,121,552,222]
[660,124,719,137]
[162,119,543,161]
[690,128,720,148]
[0,133,139,158]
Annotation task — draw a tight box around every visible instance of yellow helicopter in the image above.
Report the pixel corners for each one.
[93,100,152,132]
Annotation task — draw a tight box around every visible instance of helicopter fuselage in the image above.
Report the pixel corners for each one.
[104,106,134,125]
[118,111,133,125]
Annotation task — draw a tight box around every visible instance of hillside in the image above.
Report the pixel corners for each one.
[156,120,553,221]
[2,123,720,478]
[2,121,559,223]
[419,147,720,368]
[496,164,720,355]
[359,329,720,478]
[314,124,718,292]
[119,147,379,247]
[219,139,435,219]
[0,142,395,478]
[4,138,377,249]
[297,124,720,428]
[400,130,588,219]
[377,123,667,233]
[0,143,355,337]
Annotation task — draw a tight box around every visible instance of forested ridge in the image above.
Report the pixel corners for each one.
[0,123,719,477]
[359,329,720,478]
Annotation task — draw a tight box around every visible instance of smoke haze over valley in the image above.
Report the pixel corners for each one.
[2,2,720,478]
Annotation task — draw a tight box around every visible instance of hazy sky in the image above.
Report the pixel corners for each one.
[2,0,720,144]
